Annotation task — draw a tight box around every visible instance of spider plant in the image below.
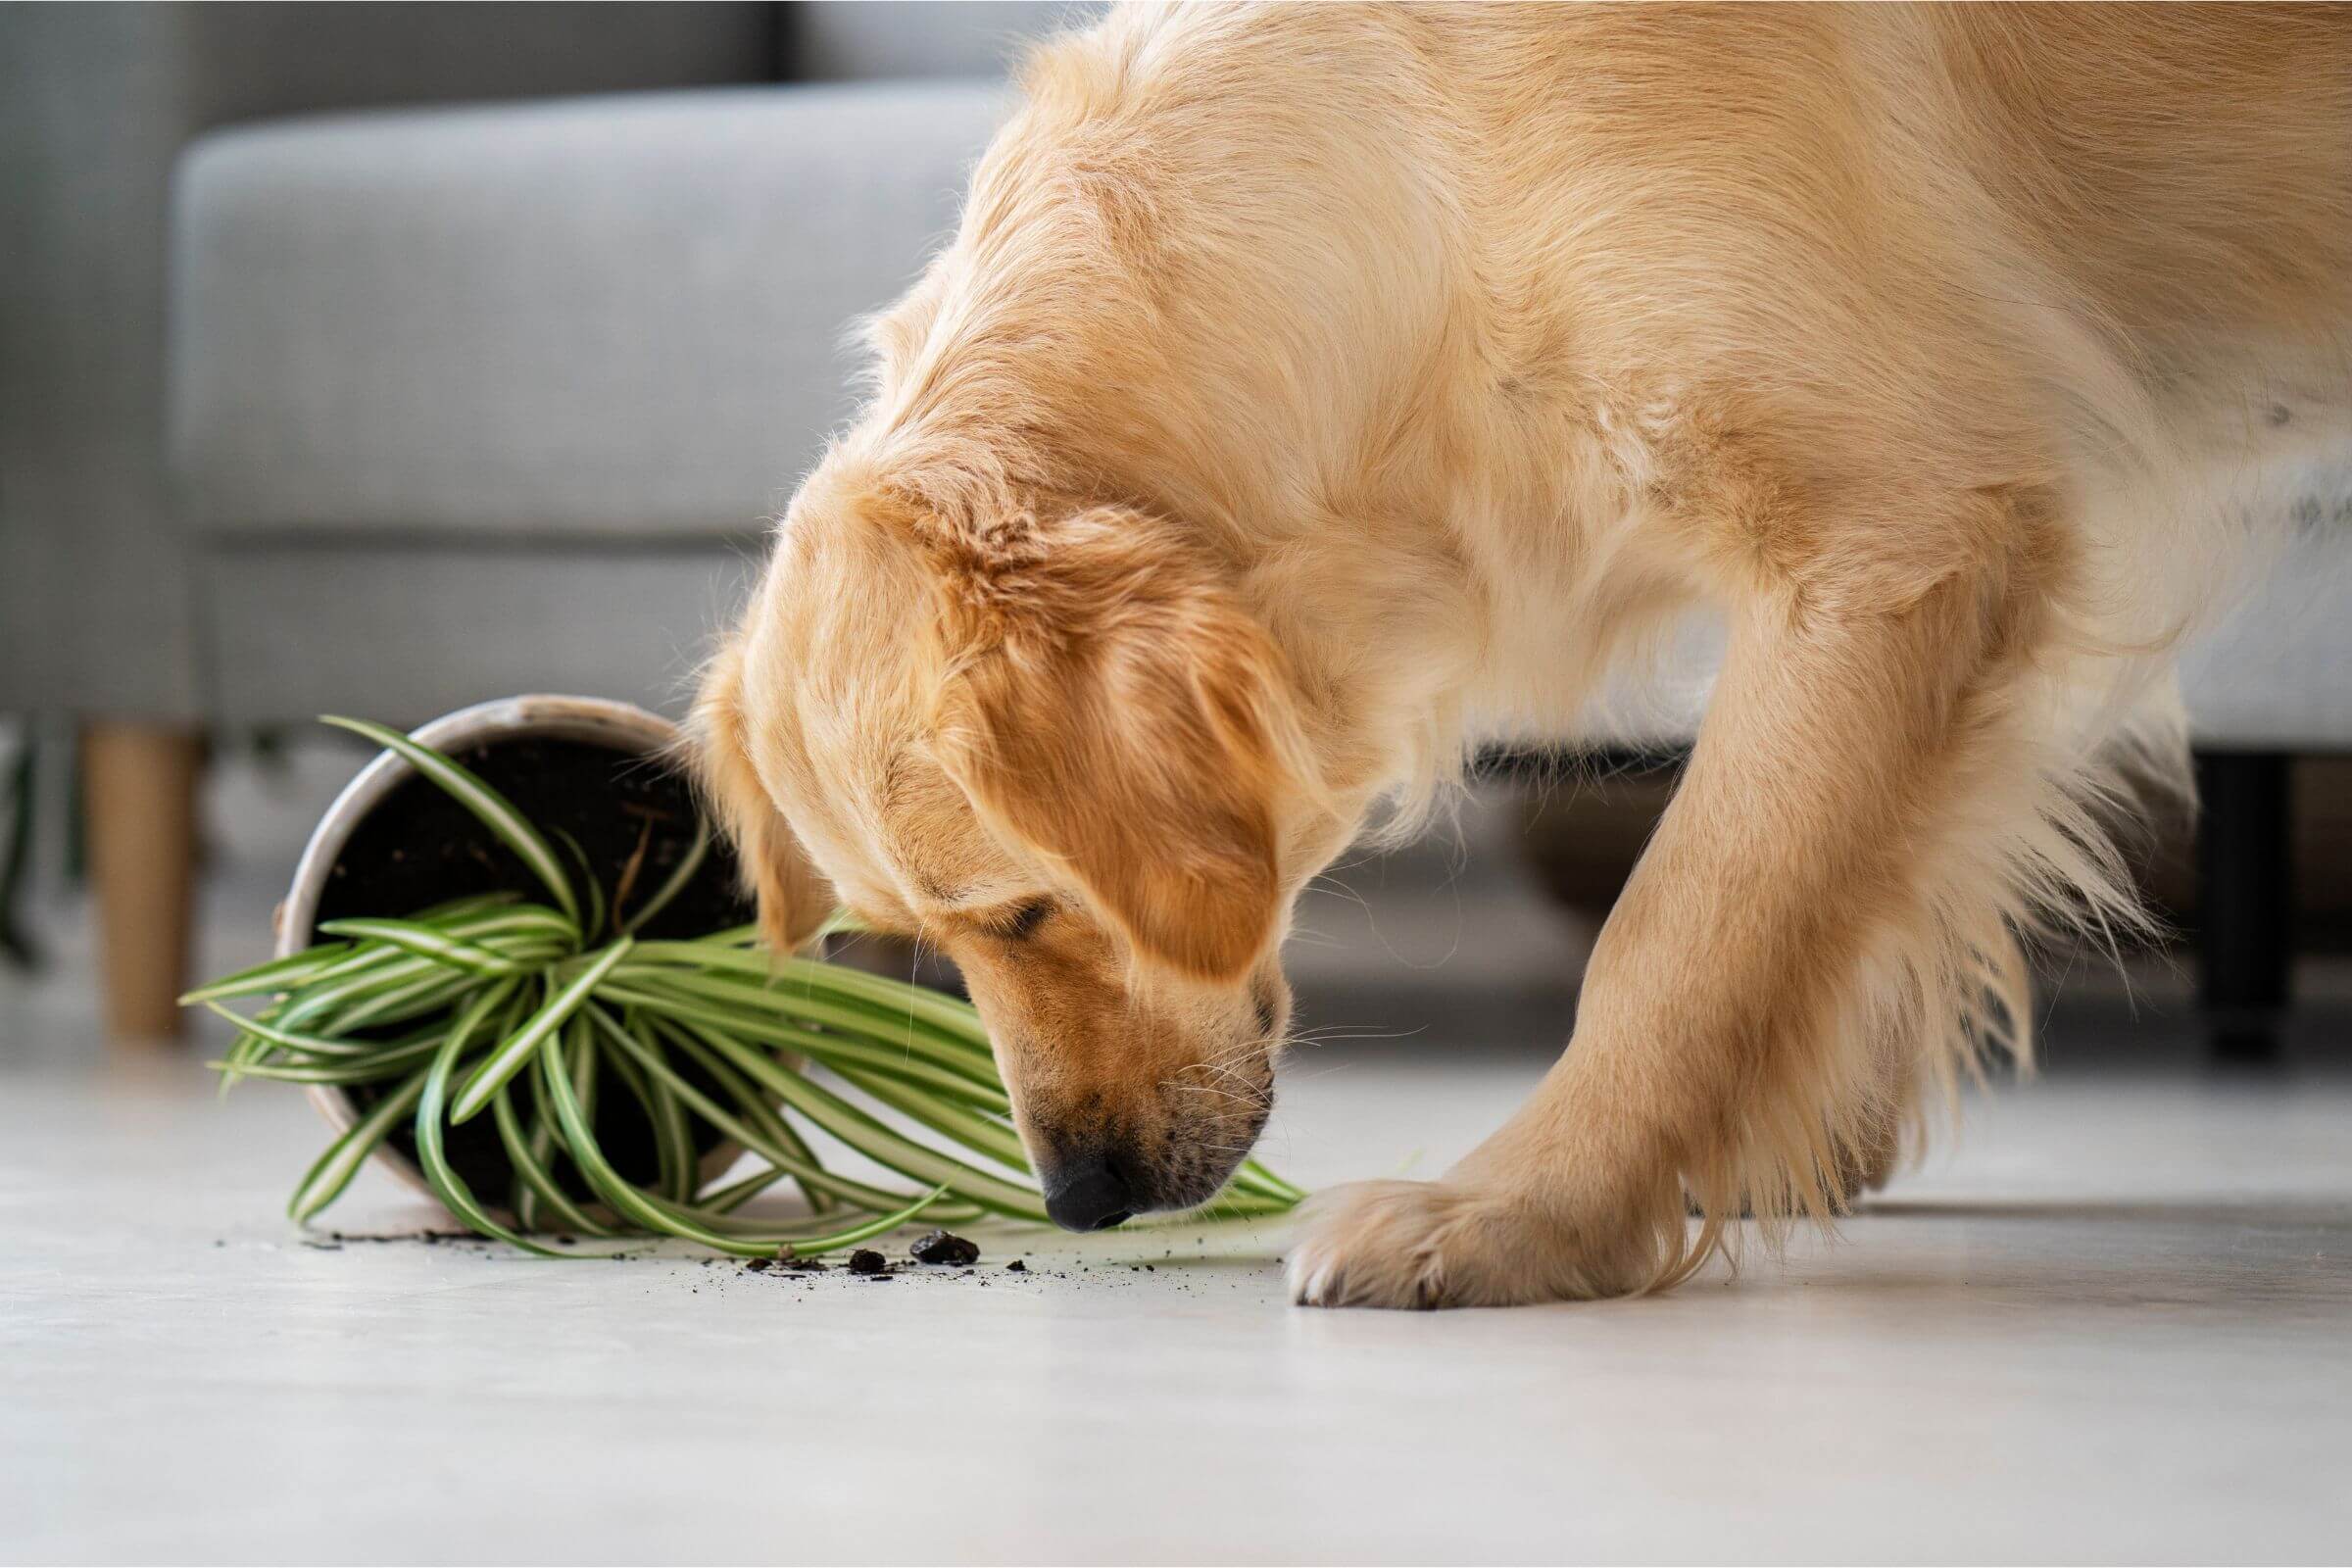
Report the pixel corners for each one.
[189,715,1304,1258]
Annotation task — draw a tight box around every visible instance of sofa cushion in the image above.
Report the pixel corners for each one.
[1572,476,2352,753]
[200,539,752,724]
[171,84,1004,543]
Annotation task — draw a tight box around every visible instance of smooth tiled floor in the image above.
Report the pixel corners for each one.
[7,1037,2351,1562]
[4,753,2350,1563]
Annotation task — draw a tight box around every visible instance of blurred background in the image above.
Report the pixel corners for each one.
[6,10,2351,1563]
[4,0,2350,1070]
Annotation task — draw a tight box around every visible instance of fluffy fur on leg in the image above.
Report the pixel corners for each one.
[1672,685,2189,1286]
[1296,480,2198,1308]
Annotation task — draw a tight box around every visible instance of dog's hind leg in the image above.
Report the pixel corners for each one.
[1289,481,2130,1308]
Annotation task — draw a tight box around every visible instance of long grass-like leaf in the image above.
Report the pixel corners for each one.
[775,1185,952,1257]
[539,1030,955,1255]
[286,916,570,1006]
[287,1068,427,1222]
[316,918,525,976]
[320,715,581,926]
[410,980,564,1257]
[409,890,523,922]
[615,960,996,1065]
[491,1080,614,1238]
[505,986,581,1233]
[688,1161,983,1224]
[601,978,1001,1101]
[449,938,631,1123]
[690,1163,795,1216]
[552,826,607,941]
[179,943,355,1004]
[594,1008,936,1216]
[612,978,1009,1110]
[204,1002,423,1060]
[639,1010,832,1212]
[828,1063,1029,1172]
[685,1023,1050,1221]
[1236,1161,1307,1204]
[532,1034,769,1255]
[324,968,487,1036]
[616,812,710,936]
[635,1010,817,1174]
[207,1040,446,1084]
[596,1024,695,1203]
[625,944,993,1054]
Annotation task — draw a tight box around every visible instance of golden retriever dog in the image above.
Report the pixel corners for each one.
[691,4,2351,1307]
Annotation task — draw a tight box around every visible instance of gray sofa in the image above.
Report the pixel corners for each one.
[169,5,1069,725]
[1,2,788,1036]
[3,0,1065,1035]
[172,80,1006,723]
[9,2,2343,1054]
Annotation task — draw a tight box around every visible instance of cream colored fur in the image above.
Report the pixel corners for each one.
[694,4,2352,1307]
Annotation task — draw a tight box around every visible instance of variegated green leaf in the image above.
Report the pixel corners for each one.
[319,715,580,925]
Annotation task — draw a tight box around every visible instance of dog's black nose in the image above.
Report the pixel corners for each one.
[1043,1154,1133,1232]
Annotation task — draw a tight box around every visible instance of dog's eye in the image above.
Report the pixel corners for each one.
[992,899,1055,941]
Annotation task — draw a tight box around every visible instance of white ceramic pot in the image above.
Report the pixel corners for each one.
[272,694,718,1207]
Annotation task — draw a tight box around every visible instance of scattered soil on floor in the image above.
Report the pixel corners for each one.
[847,1249,890,1275]
[908,1229,981,1265]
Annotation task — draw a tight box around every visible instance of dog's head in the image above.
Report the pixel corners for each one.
[693,461,1348,1229]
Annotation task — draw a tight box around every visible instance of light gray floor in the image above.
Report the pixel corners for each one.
[4,749,2350,1564]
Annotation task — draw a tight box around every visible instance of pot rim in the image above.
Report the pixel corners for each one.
[273,694,693,1205]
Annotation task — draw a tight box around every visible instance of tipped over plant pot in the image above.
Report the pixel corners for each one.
[190,695,1303,1256]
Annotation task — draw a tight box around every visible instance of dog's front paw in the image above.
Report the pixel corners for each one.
[1286,1178,1657,1309]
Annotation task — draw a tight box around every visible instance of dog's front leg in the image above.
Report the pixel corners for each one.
[1291,553,2047,1307]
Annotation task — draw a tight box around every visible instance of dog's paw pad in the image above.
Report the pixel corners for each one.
[1286,1179,1537,1309]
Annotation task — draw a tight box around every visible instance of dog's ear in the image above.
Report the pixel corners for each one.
[686,631,837,954]
[928,508,1303,982]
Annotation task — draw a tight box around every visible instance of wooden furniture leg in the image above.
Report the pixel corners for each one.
[82,722,203,1042]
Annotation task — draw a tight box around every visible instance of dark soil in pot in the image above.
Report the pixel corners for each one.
[320,736,748,1211]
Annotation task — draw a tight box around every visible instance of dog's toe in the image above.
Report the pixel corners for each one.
[1287,1178,1620,1309]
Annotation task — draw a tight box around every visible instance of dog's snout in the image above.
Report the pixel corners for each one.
[1042,1152,1134,1232]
